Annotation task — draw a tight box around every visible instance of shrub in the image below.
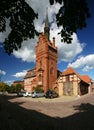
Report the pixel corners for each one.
[34,85,44,92]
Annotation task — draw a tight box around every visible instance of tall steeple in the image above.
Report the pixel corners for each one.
[44,8,50,40]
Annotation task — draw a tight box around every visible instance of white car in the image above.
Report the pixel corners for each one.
[31,91,45,98]
[23,92,33,97]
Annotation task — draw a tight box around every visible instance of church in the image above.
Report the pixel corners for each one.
[23,12,92,96]
[24,11,59,93]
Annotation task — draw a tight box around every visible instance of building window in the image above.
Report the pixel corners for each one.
[66,75,70,81]
[39,74,42,81]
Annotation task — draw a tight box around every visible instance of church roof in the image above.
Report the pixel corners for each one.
[24,67,36,79]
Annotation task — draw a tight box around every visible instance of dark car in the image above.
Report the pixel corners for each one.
[45,90,58,98]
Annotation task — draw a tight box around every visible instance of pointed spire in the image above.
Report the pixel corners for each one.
[44,8,50,40]
[45,8,49,28]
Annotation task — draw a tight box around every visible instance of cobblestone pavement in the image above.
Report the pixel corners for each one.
[0,93,94,130]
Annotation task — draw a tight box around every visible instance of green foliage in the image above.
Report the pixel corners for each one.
[7,85,15,93]
[7,84,24,93]
[15,84,24,92]
[0,82,8,92]
[34,85,44,92]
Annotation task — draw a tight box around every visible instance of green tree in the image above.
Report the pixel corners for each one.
[15,84,24,92]
[0,0,91,54]
[7,85,15,93]
[34,85,44,92]
[0,82,8,92]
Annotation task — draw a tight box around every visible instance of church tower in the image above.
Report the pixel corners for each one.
[36,11,57,92]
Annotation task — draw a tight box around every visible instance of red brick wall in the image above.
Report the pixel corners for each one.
[36,34,57,92]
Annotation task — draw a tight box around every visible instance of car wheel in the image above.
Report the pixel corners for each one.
[50,95,53,99]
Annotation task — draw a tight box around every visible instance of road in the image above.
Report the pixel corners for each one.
[0,93,94,130]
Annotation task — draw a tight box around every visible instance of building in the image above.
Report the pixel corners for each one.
[57,67,92,96]
[24,12,92,96]
[13,80,24,87]
[24,11,58,92]
[24,68,36,92]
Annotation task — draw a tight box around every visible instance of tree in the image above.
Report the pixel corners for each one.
[0,0,91,54]
[7,85,15,93]
[0,82,8,92]
[15,84,24,92]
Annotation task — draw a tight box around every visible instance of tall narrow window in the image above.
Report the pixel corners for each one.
[39,74,42,81]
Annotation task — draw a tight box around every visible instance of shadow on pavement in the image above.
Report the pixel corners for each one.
[0,94,94,130]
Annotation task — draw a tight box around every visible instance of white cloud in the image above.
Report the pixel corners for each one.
[12,70,27,78]
[0,19,11,43]
[68,54,94,71]
[0,70,6,75]
[5,80,14,85]
[50,27,85,62]
[13,39,37,62]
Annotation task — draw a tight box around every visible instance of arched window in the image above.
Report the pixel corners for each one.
[39,74,42,81]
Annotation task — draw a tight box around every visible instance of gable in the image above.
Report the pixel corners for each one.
[24,67,36,79]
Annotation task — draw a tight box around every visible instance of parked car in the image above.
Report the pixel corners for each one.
[45,90,58,98]
[23,92,33,97]
[32,91,45,98]
[17,90,26,97]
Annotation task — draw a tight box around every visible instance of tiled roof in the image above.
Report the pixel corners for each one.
[24,67,36,79]
[81,75,91,83]
[13,80,24,83]
[62,67,80,76]
[62,67,91,84]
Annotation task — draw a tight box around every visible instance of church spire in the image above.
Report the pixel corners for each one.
[44,8,50,40]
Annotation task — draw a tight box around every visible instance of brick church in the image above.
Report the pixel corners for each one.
[24,11,59,92]
[24,12,92,96]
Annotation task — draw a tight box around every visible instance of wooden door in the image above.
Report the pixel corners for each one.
[63,81,73,96]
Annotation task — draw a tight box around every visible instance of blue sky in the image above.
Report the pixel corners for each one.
[0,0,94,85]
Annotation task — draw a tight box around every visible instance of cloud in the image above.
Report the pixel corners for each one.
[13,39,36,62]
[12,70,27,78]
[68,54,94,71]
[0,70,6,75]
[0,19,11,43]
[50,26,85,62]
[5,80,14,85]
